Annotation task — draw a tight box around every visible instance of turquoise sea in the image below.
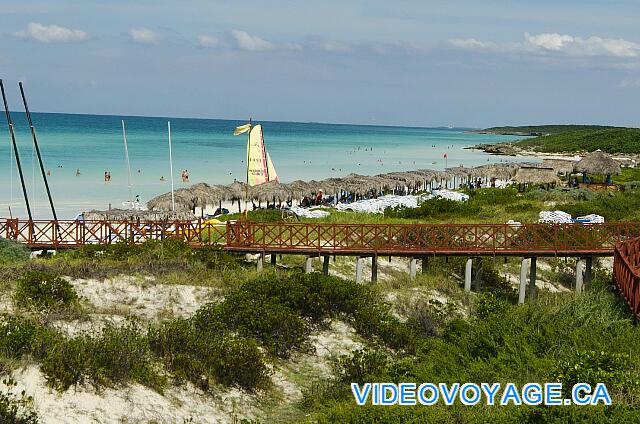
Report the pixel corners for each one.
[1,112,528,219]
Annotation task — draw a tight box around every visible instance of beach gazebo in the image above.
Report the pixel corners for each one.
[574,151,621,185]
[514,166,559,190]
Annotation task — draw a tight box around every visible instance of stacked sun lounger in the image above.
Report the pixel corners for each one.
[575,214,605,224]
[538,211,605,224]
[335,195,420,214]
[429,190,470,202]
[538,210,573,224]
[289,206,331,219]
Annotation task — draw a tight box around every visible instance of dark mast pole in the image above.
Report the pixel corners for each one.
[1,79,33,221]
[19,82,58,221]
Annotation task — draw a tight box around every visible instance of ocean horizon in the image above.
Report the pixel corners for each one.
[1,112,529,219]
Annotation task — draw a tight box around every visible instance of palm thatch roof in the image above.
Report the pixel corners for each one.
[514,167,559,185]
[83,209,195,221]
[227,181,248,199]
[189,183,233,206]
[574,151,621,175]
[249,180,292,202]
[541,159,575,175]
[147,188,197,212]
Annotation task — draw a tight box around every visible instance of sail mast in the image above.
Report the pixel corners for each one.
[121,120,133,205]
[245,117,252,215]
[19,82,58,221]
[168,121,175,212]
[0,79,33,221]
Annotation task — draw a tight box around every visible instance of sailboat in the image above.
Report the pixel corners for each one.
[234,122,279,213]
[245,124,279,186]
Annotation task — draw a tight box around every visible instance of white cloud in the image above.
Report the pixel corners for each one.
[313,40,351,53]
[449,38,496,50]
[448,33,640,59]
[197,35,220,48]
[231,30,274,51]
[128,28,161,45]
[620,78,640,89]
[525,33,640,57]
[13,22,87,43]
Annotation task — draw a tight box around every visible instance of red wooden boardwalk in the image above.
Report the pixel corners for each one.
[2,218,640,256]
[2,217,639,319]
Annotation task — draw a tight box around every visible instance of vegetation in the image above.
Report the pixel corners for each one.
[0,238,30,264]
[481,125,616,136]
[513,127,640,154]
[14,272,79,312]
[304,290,640,422]
[0,378,38,424]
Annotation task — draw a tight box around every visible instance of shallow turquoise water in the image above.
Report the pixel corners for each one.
[1,112,527,218]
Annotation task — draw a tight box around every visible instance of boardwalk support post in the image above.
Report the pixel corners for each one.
[355,257,364,283]
[475,257,483,292]
[576,259,585,293]
[271,254,277,266]
[322,255,330,275]
[465,258,472,293]
[585,257,593,291]
[409,258,417,280]
[422,257,429,274]
[529,257,537,301]
[257,253,264,272]
[305,256,313,273]
[371,255,378,283]
[519,258,529,304]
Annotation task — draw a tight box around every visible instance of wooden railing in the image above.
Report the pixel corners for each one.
[0,219,227,248]
[614,238,640,320]
[2,218,640,257]
[225,221,640,256]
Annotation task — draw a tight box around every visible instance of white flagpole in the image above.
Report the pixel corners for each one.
[168,121,175,212]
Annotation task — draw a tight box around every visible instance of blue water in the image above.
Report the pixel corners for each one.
[1,112,527,218]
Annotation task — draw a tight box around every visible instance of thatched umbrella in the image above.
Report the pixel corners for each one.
[83,209,195,221]
[338,173,379,195]
[574,151,621,175]
[285,180,312,199]
[189,183,233,207]
[514,167,559,185]
[227,181,248,200]
[541,159,575,175]
[249,180,292,203]
[147,188,197,212]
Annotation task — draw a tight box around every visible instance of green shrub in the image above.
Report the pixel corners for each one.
[333,349,389,384]
[14,272,78,312]
[0,315,38,359]
[196,295,309,358]
[0,238,30,264]
[41,324,165,392]
[0,378,38,424]
[554,351,640,398]
[149,318,269,391]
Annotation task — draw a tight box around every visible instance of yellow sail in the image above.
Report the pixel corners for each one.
[247,124,269,186]
[266,152,279,183]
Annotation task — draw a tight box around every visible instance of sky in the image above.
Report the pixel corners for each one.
[1,0,640,128]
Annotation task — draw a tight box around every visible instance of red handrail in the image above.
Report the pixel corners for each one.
[614,238,640,319]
